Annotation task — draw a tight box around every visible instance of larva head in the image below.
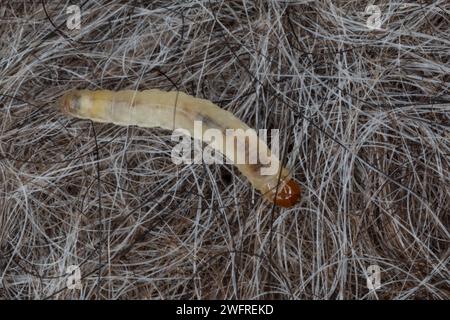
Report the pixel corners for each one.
[260,174,301,208]
[269,179,301,208]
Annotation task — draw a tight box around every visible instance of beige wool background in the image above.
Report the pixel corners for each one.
[0,0,449,299]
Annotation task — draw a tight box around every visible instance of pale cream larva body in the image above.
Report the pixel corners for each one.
[58,89,300,207]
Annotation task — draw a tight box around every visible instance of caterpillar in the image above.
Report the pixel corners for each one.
[58,89,301,207]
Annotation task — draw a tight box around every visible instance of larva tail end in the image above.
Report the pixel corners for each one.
[270,179,301,208]
[58,90,82,116]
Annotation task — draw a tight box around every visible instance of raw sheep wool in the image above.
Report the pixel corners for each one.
[0,1,448,299]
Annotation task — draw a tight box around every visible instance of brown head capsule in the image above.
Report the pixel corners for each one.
[267,179,301,208]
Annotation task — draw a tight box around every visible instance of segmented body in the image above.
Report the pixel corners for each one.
[59,89,300,207]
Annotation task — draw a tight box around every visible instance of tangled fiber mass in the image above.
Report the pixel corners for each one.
[0,0,449,299]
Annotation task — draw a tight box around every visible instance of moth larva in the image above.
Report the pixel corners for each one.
[58,89,301,207]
